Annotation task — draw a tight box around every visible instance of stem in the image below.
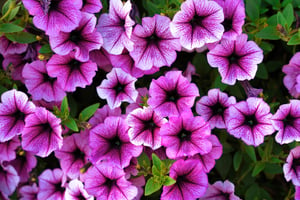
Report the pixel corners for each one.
[237,164,254,184]
[0,1,16,21]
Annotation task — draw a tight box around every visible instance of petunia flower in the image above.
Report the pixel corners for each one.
[226,97,275,146]
[126,87,149,114]
[199,180,241,200]
[0,36,28,56]
[84,162,138,200]
[0,163,20,196]
[282,52,300,98]
[22,0,82,36]
[130,14,181,70]
[296,186,300,199]
[19,183,39,200]
[89,105,122,127]
[97,0,135,55]
[161,159,208,200]
[272,100,300,144]
[283,146,300,186]
[170,0,224,51]
[160,111,212,159]
[47,52,98,92]
[196,88,236,129]
[49,12,102,62]
[148,70,199,117]
[22,60,66,102]
[89,116,143,168]
[0,137,20,162]
[127,106,167,150]
[89,49,113,72]
[21,107,63,157]
[207,34,263,85]
[81,0,102,13]
[65,179,94,200]
[0,89,36,142]
[96,68,138,109]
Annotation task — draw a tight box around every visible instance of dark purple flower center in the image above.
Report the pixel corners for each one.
[54,182,65,194]
[228,53,239,64]
[69,59,81,69]
[147,34,160,44]
[39,0,59,15]
[222,18,233,32]
[76,193,86,200]
[244,114,258,127]
[70,30,82,43]
[43,73,56,84]
[178,129,191,141]
[176,175,187,184]
[40,123,52,134]
[73,148,85,161]
[144,119,156,132]
[211,102,225,116]
[292,158,300,175]
[14,109,25,121]
[104,178,116,189]
[110,136,122,149]
[283,114,295,126]
[190,15,206,27]
[24,45,37,62]
[113,82,125,94]
[166,89,180,103]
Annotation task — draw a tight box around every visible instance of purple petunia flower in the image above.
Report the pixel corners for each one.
[89,49,113,72]
[65,179,94,200]
[89,105,121,127]
[226,97,275,146]
[0,136,20,162]
[272,100,300,144]
[127,106,167,150]
[84,162,138,200]
[38,168,65,200]
[283,146,300,186]
[0,163,20,196]
[283,52,300,98]
[22,0,82,36]
[47,52,98,92]
[19,183,39,200]
[89,116,143,168]
[199,180,241,200]
[97,68,138,109]
[22,107,63,157]
[81,0,102,13]
[148,70,199,117]
[207,34,263,85]
[22,60,66,102]
[130,14,181,70]
[170,0,224,51]
[196,88,236,129]
[0,89,36,142]
[160,111,212,159]
[49,12,102,62]
[161,159,208,200]
[0,36,28,56]
[296,186,300,200]
[97,0,135,55]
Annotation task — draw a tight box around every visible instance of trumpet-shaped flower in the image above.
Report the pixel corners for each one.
[283,52,300,98]
[19,183,39,200]
[0,36,28,56]
[81,0,102,13]
[0,163,19,196]
[0,137,20,162]
[65,179,94,200]
[283,146,300,186]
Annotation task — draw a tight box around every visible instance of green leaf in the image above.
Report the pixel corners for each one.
[256,26,280,40]
[213,76,227,91]
[8,6,20,21]
[152,166,160,176]
[137,152,151,168]
[252,162,265,176]
[245,0,260,21]
[270,157,284,164]
[244,145,257,162]
[256,63,268,79]
[277,12,287,27]
[288,31,300,45]
[259,41,274,53]
[145,177,162,196]
[79,103,100,121]
[245,184,260,200]
[215,153,232,179]
[0,23,23,33]
[233,151,243,171]
[61,96,69,114]
[2,0,12,15]
[5,32,37,44]
[283,3,294,28]
[282,0,293,7]
[161,159,175,170]
[39,44,53,54]
[64,117,79,132]
[263,163,282,174]
[152,153,162,171]
[163,176,176,186]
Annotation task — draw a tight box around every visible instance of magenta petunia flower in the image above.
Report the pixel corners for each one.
[130,14,181,70]
[65,179,93,200]
[272,100,300,144]
[226,97,275,146]
[283,52,300,98]
[19,183,39,200]
[89,105,121,127]
[148,70,199,117]
[38,168,65,200]
[22,60,66,102]
[170,0,224,50]
[47,52,98,92]
[283,146,300,186]
[49,12,102,62]
[127,106,167,150]
[22,0,82,36]
[196,88,236,129]
[0,137,20,162]
[161,159,208,200]
[0,163,19,196]
[296,186,300,199]
[0,36,28,56]
[89,49,112,72]
[199,180,241,200]
[81,0,102,13]
[84,162,138,200]
[0,89,36,142]
[21,107,63,157]
[89,116,143,168]
[160,111,212,159]
[207,34,263,85]
[97,0,135,55]
[96,68,138,109]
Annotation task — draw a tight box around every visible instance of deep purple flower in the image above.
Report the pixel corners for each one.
[89,49,112,72]
[199,180,241,200]
[226,97,274,146]
[89,105,122,127]
[81,0,102,13]
[240,80,263,97]
[283,146,300,186]
[38,168,65,200]
[0,36,28,56]
[22,0,82,36]
[22,107,63,157]
[47,52,98,92]
[0,89,35,142]
[170,0,224,50]
[89,116,143,168]
[130,14,181,70]
[84,162,138,200]
[65,179,93,200]
[283,52,300,98]
[296,186,300,200]
[127,106,167,150]
[148,70,199,117]
[22,60,66,102]
[19,183,39,200]
[196,88,236,129]
[0,136,20,162]
[272,100,300,144]
[0,163,20,196]
[49,12,102,62]
[161,159,208,200]
[207,34,263,85]
[97,68,138,109]
[160,111,212,159]
[97,0,135,55]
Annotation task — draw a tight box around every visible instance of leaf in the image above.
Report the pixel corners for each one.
[283,3,294,28]
[8,6,20,21]
[152,166,160,176]
[277,12,287,27]
[288,31,300,45]
[213,75,227,91]
[5,32,37,44]
[145,177,162,196]
[64,117,79,132]
[215,153,232,179]
[137,152,151,168]
[79,103,100,121]
[0,23,23,33]
[152,153,162,171]
[244,145,257,162]
[233,151,243,171]
[245,184,260,200]
[163,176,176,186]
[245,0,260,21]
[61,96,69,115]
[256,26,280,40]
[256,63,268,79]
[251,162,265,176]
[39,44,53,54]
[2,0,12,15]
[263,163,282,174]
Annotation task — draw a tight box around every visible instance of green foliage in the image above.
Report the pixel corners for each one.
[79,103,100,121]
[5,31,37,43]
[142,0,182,18]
